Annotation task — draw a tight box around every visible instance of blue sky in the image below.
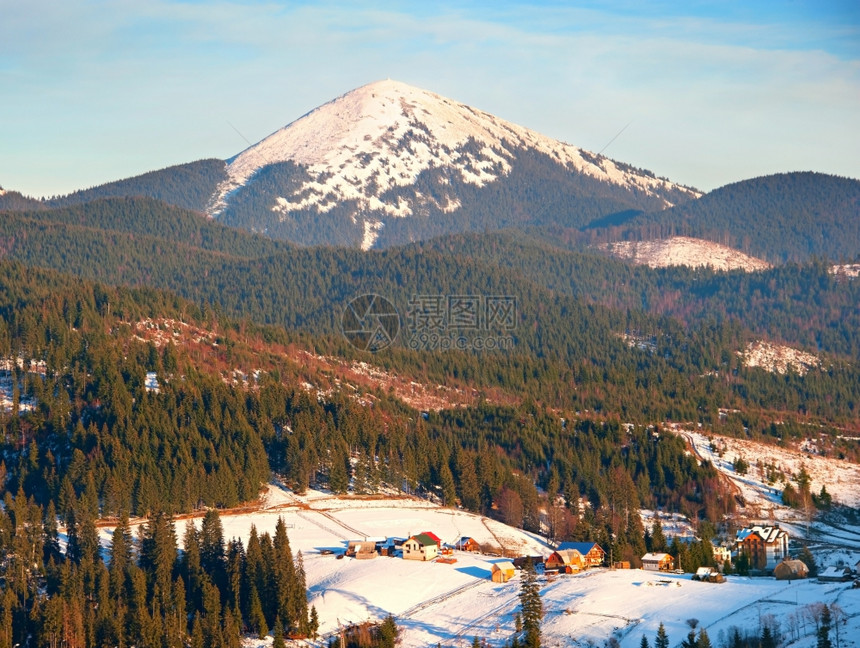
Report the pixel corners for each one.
[2,0,858,197]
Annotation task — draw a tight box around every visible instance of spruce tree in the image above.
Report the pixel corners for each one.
[655,622,669,648]
[641,635,650,648]
[379,614,398,648]
[798,545,818,576]
[519,560,541,648]
[760,625,776,648]
[817,604,833,648]
[272,618,286,648]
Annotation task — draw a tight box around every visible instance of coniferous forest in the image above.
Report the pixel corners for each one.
[0,177,858,646]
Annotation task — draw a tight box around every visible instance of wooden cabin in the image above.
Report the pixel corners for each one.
[491,562,516,583]
[545,549,584,573]
[556,542,606,568]
[641,552,674,571]
[457,537,481,552]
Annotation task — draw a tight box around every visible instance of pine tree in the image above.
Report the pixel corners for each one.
[379,614,398,648]
[760,625,776,648]
[309,605,320,641]
[272,618,286,648]
[697,628,712,648]
[651,518,667,552]
[248,586,268,639]
[798,545,818,576]
[519,560,541,648]
[655,622,669,648]
[817,604,833,648]
[641,635,650,648]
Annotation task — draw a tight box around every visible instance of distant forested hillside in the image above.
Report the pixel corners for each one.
[415,231,860,359]
[1,199,859,429]
[599,172,860,262]
[0,158,227,212]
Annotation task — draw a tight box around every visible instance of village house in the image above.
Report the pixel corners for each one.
[713,545,732,566]
[545,549,584,573]
[557,542,606,568]
[641,552,674,571]
[491,562,516,583]
[735,525,789,572]
[818,565,853,582]
[457,537,481,552]
[403,533,439,561]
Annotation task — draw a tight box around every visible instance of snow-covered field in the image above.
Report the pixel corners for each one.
[603,237,771,271]
[98,477,860,648]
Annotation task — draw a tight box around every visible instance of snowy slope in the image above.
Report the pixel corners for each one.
[211,80,700,249]
[604,236,771,271]
[739,340,821,375]
[97,484,860,648]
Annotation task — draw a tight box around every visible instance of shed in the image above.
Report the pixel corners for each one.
[491,562,516,583]
[773,559,809,581]
[347,541,377,558]
[545,549,584,573]
[513,556,544,569]
[819,565,853,582]
[694,567,714,580]
[642,553,674,571]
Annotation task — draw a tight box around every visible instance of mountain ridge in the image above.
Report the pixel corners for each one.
[211,79,700,248]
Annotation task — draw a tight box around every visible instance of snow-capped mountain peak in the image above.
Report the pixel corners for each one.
[211,80,700,249]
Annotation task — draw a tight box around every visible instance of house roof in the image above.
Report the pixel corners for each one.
[642,552,672,562]
[422,531,442,543]
[819,566,851,577]
[493,561,516,572]
[557,541,604,555]
[736,525,787,544]
[549,549,583,565]
[410,533,438,547]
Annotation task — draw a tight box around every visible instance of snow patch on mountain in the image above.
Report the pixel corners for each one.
[739,340,820,375]
[211,80,700,225]
[831,263,860,279]
[604,236,771,271]
[361,219,383,251]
